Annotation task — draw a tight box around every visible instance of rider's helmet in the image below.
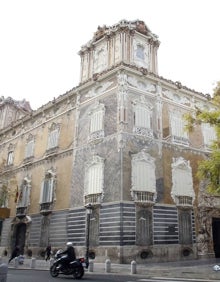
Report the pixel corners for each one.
[66,242,73,248]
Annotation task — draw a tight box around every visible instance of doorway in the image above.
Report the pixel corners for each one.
[212,218,220,257]
[15,223,26,254]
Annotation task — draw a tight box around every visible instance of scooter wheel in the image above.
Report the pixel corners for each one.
[50,264,59,277]
[73,265,84,279]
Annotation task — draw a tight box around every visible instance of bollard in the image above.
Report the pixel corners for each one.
[0,263,8,282]
[31,257,36,269]
[131,260,137,274]
[105,259,111,273]
[0,257,2,264]
[14,257,18,269]
[18,255,24,265]
[88,260,94,272]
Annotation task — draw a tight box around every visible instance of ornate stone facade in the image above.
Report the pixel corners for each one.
[0,20,219,263]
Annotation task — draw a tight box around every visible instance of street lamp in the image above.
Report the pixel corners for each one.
[85,203,93,268]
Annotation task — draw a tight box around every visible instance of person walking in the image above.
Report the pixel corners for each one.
[8,245,20,263]
[45,245,52,261]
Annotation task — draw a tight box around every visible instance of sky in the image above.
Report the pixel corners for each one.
[0,0,219,110]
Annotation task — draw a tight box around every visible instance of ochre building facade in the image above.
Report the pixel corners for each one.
[0,20,219,263]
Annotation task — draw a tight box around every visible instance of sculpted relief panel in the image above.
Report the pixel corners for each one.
[127,75,156,93]
[162,89,192,107]
[85,81,114,99]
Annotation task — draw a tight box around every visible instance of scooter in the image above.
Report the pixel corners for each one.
[50,249,85,279]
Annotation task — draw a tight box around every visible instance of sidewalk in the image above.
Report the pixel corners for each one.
[3,257,220,280]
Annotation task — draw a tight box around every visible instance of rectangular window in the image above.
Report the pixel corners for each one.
[40,178,54,203]
[134,105,151,128]
[133,161,154,191]
[170,115,187,139]
[136,45,145,60]
[25,140,34,158]
[47,129,59,149]
[17,185,29,208]
[88,164,102,194]
[7,151,14,165]
[90,111,103,133]
[202,123,216,147]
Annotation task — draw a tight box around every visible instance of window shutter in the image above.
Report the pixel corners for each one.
[135,105,150,128]
[90,110,103,133]
[48,129,59,149]
[7,151,13,165]
[48,178,54,202]
[25,140,34,158]
[87,163,103,195]
[202,123,216,146]
[39,182,44,203]
[171,114,187,138]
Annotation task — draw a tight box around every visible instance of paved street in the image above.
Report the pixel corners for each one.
[6,269,220,282]
[2,256,220,281]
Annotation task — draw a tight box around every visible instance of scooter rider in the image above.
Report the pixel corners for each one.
[58,242,76,269]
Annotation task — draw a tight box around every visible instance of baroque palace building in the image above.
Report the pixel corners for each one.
[0,19,220,263]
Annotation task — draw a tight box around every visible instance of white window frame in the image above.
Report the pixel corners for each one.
[39,171,55,204]
[134,104,151,129]
[17,178,31,208]
[133,39,149,68]
[201,123,216,148]
[90,110,103,133]
[171,157,195,205]
[89,102,105,140]
[131,151,156,193]
[7,151,14,165]
[136,44,145,60]
[170,111,188,145]
[84,155,104,196]
[132,98,153,137]
[25,139,34,158]
[47,123,60,149]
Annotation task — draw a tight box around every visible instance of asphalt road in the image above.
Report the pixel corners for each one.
[6,268,218,282]
[7,269,139,282]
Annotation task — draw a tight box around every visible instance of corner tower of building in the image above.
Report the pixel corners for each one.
[79,19,160,83]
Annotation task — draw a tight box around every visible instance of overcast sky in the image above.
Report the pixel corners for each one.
[0,0,219,110]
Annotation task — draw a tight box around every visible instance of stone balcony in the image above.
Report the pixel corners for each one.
[16,206,27,218]
[39,202,53,215]
[84,193,102,206]
[132,190,155,206]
